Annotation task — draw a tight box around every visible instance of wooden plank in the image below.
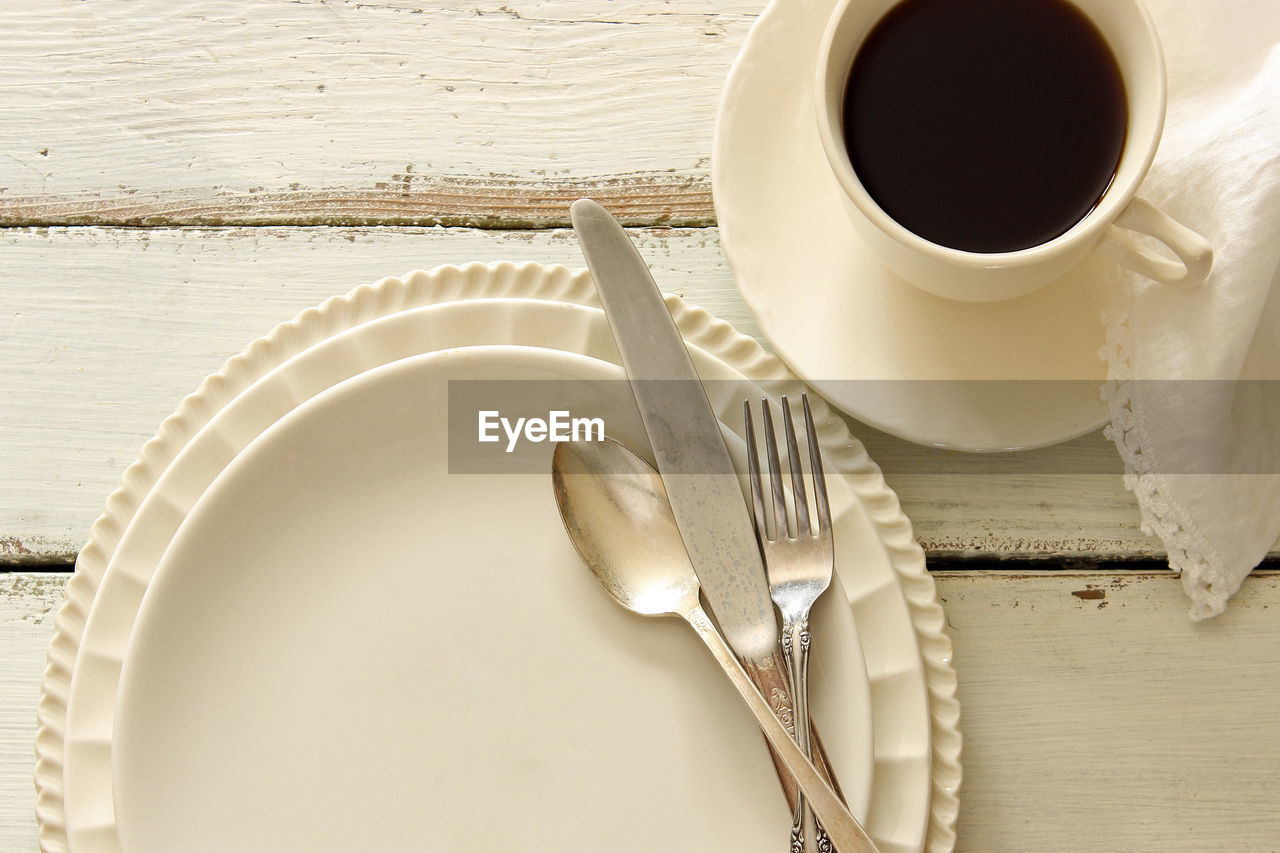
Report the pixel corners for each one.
[4,571,1279,851]
[0,573,63,851]
[0,176,714,229]
[1,225,1158,563]
[0,0,754,227]
[940,569,1280,852]
[859,431,1159,560]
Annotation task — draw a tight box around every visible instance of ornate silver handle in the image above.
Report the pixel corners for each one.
[685,603,880,853]
[785,613,832,852]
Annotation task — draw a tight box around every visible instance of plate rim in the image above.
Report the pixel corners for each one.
[37,262,960,853]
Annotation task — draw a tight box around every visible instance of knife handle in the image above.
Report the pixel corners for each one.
[686,604,879,853]
[742,648,848,813]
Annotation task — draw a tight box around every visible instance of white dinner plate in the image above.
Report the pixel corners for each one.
[40,264,957,853]
[113,346,873,852]
[713,0,1113,451]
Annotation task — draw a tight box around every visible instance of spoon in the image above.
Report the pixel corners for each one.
[551,437,880,853]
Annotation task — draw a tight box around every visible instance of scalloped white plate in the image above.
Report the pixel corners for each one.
[113,345,874,852]
[38,263,960,853]
[713,0,1111,451]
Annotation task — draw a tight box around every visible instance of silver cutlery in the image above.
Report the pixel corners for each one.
[571,199,809,801]
[570,197,777,661]
[570,197,857,841]
[746,394,838,853]
[551,437,879,853]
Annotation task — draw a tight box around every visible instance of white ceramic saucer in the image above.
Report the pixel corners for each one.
[713,0,1113,451]
[113,346,873,853]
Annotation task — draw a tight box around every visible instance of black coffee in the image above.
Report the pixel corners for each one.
[842,0,1127,254]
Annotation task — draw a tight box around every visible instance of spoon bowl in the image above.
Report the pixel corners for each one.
[551,438,700,618]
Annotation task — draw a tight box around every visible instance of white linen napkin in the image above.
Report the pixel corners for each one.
[1101,0,1280,619]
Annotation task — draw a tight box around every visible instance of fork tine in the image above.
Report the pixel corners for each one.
[802,393,832,535]
[781,395,810,538]
[743,400,770,542]
[760,398,789,539]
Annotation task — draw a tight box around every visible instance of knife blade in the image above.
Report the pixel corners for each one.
[569,197,778,661]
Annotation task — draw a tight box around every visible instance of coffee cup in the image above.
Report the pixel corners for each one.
[814,0,1212,302]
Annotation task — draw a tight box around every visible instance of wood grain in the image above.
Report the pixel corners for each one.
[942,569,1280,852]
[4,2,1277,851]
[4,0,1268,564]
[0,0,749,227]
[0,574,63,851]
[0,176,714,229]
[5,571,1279,851]
[2,225,1164,564]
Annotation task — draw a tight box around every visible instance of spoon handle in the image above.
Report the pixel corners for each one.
[684,604,881,853]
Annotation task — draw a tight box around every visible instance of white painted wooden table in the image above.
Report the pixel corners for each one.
[2,3,1277,851]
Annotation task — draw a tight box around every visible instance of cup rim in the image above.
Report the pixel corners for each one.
[813,0,1168,271]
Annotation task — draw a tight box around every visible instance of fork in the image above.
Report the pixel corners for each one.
[745,393,837,853]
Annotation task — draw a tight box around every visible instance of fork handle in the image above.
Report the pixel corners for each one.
[785,617,814,755]
[786,614,834,852]
[685,603,880,853]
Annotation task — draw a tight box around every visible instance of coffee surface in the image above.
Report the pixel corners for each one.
[843,0,1127,254]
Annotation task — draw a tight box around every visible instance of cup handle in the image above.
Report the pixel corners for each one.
[1101,196,1213,286]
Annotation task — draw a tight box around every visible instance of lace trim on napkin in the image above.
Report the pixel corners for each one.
[1100,303,1232,620]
